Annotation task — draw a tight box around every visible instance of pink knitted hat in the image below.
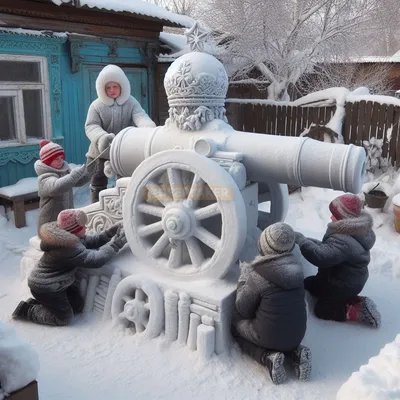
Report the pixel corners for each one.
[57,209,88,234]
[329,194,362,220]
[39,140,65,166]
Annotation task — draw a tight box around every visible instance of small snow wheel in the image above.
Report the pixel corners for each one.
[111,276,164,339]
[122,150,247,280]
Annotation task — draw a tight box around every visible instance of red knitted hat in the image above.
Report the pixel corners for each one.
[329,194,362,220]
[57,209,88,234]
[39,140,65,166]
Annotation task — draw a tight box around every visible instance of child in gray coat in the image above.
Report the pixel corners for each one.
[35,140,93,231]
[12,209,126,326]
[233,222,311,385]
[295,194,381,328]
[85,64,156,202]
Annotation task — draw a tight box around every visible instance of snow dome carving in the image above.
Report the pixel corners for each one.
[164,23,228,130]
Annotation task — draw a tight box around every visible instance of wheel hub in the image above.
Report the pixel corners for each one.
[162,207,192,239]
[124,299,147,323]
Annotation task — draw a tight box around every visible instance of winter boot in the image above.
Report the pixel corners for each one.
[346,296,381,328]
[291,345,312,381]
[12,301,34,320]
[261,351,287,385]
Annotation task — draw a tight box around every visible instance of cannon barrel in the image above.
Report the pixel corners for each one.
[110,125,365,194]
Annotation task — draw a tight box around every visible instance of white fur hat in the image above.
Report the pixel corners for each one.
[258,222,295,255]
[96,64,131,106]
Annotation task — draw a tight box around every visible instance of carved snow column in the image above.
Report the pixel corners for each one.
[102,268,122,321]
[197,316,216,359]
[187,313,201,351]
[164,290,179,342]
[178,293,191,345]
[83,275,100,315]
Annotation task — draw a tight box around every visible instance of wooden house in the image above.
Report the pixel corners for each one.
[0,0,192,186]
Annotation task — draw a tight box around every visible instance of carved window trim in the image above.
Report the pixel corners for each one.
[0,54,52,147]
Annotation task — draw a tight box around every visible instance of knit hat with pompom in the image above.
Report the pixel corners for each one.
[57,209,88,234]
[258,222,295,256]
[39,140,65,166]
[329,194,362,220]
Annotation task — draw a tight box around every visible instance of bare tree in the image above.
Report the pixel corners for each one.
[145,0,197,16]
[200,0,397,100]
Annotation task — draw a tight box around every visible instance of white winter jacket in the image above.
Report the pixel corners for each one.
[85,64,156,158]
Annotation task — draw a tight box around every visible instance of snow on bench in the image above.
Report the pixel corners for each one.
[0,178,39,228]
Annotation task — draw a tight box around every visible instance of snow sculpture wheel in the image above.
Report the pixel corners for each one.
[111,276,164,339]
[123,150,247,280]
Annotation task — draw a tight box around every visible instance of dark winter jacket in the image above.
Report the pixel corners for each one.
[35,160,90,230]
[235,252,307,352]
[297,212,375,296]
[28,222,119,293]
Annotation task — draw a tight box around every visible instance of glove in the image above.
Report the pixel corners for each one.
[109,231,127,252]
[97,133,115,153]
[295,232,306,246]
[70,164,87,181]
[105,222,122,238]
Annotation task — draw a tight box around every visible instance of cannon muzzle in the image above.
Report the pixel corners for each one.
[110,124,365,194]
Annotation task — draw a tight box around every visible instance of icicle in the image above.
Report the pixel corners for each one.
[197,324,215,359]
[178,293,191,345]
[187,313,201,351]
[164,290,179,342]
[83,275,100,315]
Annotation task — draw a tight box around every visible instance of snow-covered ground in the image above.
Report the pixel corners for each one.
[0,183,399,399]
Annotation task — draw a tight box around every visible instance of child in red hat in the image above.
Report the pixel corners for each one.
[12,209,125,326]
[295,194,381,328]
[35,140,94,231]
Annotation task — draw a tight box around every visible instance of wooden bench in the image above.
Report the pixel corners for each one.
[7,380,39,400]
[0,191,40,228]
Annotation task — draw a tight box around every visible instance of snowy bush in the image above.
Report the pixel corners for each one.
[363,137,389,174]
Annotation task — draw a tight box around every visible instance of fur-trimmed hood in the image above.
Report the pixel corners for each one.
[34,159,70,177]
[246,252,304,290]
[96,65,131,106]
[326,211,375,250]
[39,221,80,251]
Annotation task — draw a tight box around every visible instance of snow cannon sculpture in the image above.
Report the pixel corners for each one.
[21,23,367,359]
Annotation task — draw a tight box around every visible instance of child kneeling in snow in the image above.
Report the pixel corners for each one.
[12,209,126,326]
[233,222,311,385]
[295,194,381,328]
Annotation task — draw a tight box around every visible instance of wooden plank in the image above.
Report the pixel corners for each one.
[369,102,380,141]
[364,101,374,142]
[349,102,359,145]
[276,105,285,135]
[302,107,311,133]
[289,106,295,136]
[312,107,320,125]
[295,106,303,136]
[343,103,352,144]
[270,104,277,134]
[357,100,367,145]
[393,107,400,168]
[387,105,397,164]
[384,104,394,160]
[377,103,387,142]
[318,107,325,125]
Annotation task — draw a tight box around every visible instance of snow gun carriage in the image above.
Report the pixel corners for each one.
[21,26,367,358]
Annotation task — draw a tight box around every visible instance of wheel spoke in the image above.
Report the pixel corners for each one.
[138,221,163,237]
[167,168,185,201]
[194,202,221,220]
[168,240,183,268]
[135,322,145,333]
[122,295,133,303]
[185,237,205,267]
[144,303,151,311]
[135,288,146,302]
[145,180,173,207]
[187,174,204,208]
[137,203,164,218]
[148,233,170,258]
[194,226,220,251]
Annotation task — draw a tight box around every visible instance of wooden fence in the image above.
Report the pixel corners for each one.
[225,100,400,167]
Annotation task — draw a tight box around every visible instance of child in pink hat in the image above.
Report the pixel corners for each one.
[295,194,381,328]
[12,209,125,326]
[35,140,95,231]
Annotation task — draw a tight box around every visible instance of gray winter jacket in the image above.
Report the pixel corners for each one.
[297,212,375,295]
[85,65,156,159]
[35,160,90,230]
[28,222,119,292]
[236,252,307,352]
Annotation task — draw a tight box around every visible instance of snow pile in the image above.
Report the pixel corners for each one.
[336,334,400,400]
[0,321,39,398]
[363,138,389,175]
[51,0,194,28]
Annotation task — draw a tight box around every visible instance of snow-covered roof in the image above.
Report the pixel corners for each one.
[159,32,186,52]
[0,27,67,40]
[51,0,194,28]
[336,55,400,64]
